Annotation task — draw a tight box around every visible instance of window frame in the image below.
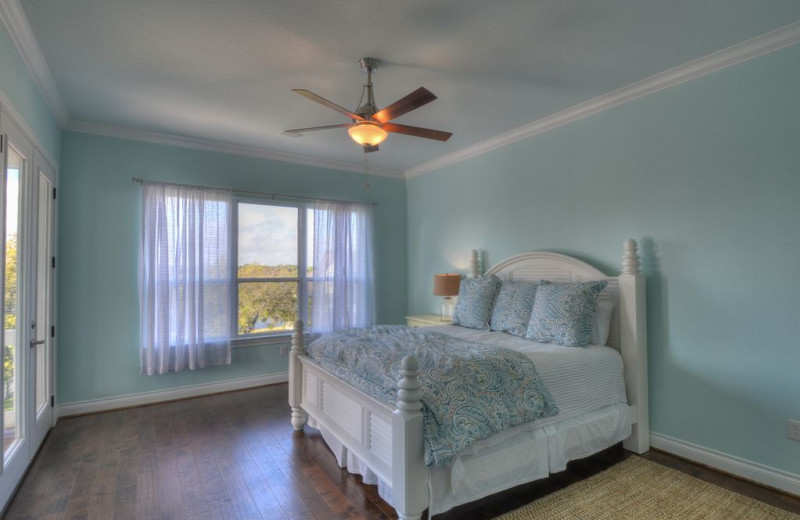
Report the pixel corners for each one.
[231,197,312,345]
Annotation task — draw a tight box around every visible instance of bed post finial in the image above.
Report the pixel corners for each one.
[396,356,423,413]
[622,239,640,275]
[289,320,308,431]
[469,249,480,278]
[392,356,427,520]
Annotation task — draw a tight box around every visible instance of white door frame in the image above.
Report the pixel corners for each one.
[28,149,56,450]
[0,107,57,512]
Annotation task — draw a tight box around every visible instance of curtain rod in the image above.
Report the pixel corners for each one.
[131,177,377,206]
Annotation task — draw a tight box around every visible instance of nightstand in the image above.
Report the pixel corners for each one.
[405,314,452,328]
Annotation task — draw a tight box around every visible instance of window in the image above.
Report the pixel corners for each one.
[234,200,314,337]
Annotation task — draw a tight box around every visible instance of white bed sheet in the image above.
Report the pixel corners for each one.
[430,325,628,423]
[310,326,632,516]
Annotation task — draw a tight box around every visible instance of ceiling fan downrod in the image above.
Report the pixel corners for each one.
[358,57,380,119]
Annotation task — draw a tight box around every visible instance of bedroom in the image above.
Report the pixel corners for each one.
[0,0,799,517]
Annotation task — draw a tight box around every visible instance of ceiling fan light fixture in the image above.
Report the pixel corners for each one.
[348,121,388,146]
[285,58,451,148]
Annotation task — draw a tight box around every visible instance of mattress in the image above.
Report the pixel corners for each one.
[309,325,631,515]
[431,325,628,423]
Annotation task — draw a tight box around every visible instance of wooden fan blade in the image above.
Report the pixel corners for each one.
[383,122,452,142]
[292,89,364,121]
[283,123,354,135]
[371,87,437,124]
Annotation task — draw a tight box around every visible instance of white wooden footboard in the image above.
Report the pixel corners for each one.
[289,321,428,519]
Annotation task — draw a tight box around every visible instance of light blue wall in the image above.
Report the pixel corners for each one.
[58,131,407,404]
[0,22,60,161]
[407,44,800,475]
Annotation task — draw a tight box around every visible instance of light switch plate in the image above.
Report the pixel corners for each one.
[788,420,800,441]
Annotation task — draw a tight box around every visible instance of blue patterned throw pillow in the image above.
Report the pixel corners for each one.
[490,280,540,336]
[452,275,500,330]
[525,280,608,347]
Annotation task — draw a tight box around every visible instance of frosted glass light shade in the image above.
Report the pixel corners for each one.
[348,121,388,146]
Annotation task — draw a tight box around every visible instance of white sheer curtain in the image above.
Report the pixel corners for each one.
[139,182,233,375]
[311,201,376,333]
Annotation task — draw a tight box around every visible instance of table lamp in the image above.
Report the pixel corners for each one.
[433,274,461,320]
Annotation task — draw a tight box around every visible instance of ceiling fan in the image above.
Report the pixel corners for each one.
[284,58,452,153]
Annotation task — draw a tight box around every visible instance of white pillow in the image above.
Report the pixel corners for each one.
[590,300,614,345]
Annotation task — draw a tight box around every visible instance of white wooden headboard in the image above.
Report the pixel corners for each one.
[481,240,649,454]
[485,251,621,350]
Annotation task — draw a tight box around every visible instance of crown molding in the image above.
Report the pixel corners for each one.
[405,20,800,179]
[0,0,69,127]
[0,87,58,168]
[66,119,406,179]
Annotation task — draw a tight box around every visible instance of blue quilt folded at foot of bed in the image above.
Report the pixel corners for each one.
[307,325,559,466]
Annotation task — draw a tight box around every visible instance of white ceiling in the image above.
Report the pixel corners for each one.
[14,0,800,175]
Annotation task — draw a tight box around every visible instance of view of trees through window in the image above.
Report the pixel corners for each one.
[4,162,19,451]
[236,202,313,335]
[4,234,16,414]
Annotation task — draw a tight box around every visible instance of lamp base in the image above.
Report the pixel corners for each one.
[440,297,455,320]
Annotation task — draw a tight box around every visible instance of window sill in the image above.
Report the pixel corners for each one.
[232,331,320,349]
[232,333,293,348]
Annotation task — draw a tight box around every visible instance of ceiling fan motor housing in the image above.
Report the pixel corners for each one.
[359,57,380,73]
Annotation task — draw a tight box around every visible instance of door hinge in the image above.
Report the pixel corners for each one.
[51,256,55,269]
[51,325,55,338]
[0,135,3,153]
[50,395,54,407]
[52,187,57,199]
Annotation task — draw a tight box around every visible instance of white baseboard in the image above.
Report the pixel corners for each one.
[650,432,800,497]
[56,372,289,419]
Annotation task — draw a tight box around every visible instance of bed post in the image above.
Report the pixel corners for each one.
[619,239,649,453]
[289,320,307,430]
[392,356,427,520]
[468,249,480,278]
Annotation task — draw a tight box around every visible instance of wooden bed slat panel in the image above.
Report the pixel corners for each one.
[370,413,393,467]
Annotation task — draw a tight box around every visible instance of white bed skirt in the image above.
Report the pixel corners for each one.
[309,402,631,516]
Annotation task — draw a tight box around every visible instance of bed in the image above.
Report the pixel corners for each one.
[288,240,648,519]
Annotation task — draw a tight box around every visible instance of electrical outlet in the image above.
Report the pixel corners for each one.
[280,344,289,356]
[788,420,800,441]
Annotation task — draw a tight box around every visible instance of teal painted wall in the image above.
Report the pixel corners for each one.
[0,22,60,162]
[407,44,800,475]
[58,131,407,404]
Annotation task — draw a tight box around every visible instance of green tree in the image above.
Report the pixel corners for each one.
[237,264,299,334]
[4,233,16,330]
[3,234,16,407]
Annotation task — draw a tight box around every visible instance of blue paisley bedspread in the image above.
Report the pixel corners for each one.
[306,325,559,466]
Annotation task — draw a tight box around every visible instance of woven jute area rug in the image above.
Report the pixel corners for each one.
[496,456,799,520]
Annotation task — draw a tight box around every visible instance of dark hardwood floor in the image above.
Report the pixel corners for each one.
[4,384,799,519]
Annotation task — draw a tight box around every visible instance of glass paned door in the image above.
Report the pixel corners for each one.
[3,146,21,456]
[0,112,56,511]
[0,117,34,506]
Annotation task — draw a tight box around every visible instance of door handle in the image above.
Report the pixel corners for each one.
[29,322,46,348]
